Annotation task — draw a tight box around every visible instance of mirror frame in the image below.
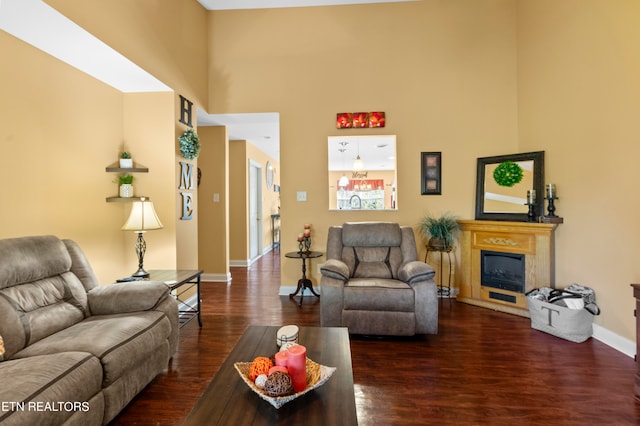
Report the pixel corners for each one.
[475,151,545,222]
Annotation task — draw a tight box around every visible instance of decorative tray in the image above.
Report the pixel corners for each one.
[234,358,336,409]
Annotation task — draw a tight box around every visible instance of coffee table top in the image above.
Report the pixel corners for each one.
[183,326,357,425]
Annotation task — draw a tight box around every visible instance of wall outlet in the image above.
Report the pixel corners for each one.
[213,193,220,202]
[296,191,307,201]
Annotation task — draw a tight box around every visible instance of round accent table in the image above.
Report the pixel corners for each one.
[285,251,323,307]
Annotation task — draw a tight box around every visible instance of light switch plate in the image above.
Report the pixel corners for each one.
[296,191,307,201]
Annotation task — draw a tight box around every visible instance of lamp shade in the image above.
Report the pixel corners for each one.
[121,198,163,231]
[352,155,364,171]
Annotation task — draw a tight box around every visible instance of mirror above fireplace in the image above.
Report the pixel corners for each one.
[475,151,544,221]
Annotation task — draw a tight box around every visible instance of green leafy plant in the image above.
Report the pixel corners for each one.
[418,211,460,249]
[118,174,134,185]
[120,151,131,159]
[493,161,523,187]
[179,129,201,160]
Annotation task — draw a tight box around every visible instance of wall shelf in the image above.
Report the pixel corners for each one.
[106,161,149,202]
[106,196,150,203]
[105,162,149,173]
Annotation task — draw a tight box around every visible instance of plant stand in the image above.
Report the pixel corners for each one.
[425,246,454,298]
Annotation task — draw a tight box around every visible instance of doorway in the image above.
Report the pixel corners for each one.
[249,160,263,262]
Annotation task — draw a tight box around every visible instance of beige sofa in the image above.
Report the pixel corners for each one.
[320,222,438,336]
[0,235,179,426]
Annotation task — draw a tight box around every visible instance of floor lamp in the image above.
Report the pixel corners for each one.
[121,197,163,278]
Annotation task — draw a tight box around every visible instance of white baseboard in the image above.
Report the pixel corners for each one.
[230,246,276,269]
[279,285,297,296]
[201,272,231,282]
[176,294,198,319]
[592,323,635,359]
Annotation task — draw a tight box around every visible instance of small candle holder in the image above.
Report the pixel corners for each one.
[545,184,558,217]
[541,183,564,223]
[525,190,537,222]
[304,236,311,254]
[298,241,304,253]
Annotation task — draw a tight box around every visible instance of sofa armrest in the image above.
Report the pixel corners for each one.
[88,281,170,316]
[398,261,435,284]
[320,259,350,282]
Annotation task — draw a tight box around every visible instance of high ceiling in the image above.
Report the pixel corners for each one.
[196,0,415,161]
[1,0,414,162]
[197,0,414,10]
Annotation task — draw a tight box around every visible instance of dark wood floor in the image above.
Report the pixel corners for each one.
[110,250,640,425]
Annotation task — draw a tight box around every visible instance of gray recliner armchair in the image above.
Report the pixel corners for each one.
[320,222,438,336]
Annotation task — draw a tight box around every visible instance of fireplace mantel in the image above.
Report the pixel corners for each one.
[457,220,558,317]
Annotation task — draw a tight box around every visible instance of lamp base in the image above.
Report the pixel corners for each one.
[131,268,149,278]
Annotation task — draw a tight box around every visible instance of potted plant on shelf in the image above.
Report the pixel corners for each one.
[118,174,134,198]
[119,151,133,168]
[418,211,460,251]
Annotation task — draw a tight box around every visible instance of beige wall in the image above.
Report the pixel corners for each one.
[0,32,176,282]
[46,0,209,109]
[208,1,519,299]
[229,141,249,262]
[198,126,230,278]
[516,0,640,339]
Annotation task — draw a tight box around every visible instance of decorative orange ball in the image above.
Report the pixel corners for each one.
[249,357,274,381]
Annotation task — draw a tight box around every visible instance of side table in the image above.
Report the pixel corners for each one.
[285,251,323,307]
[148,269,204,328]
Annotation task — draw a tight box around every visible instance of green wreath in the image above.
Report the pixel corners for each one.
[179,128,201,160]
[493,161,523,187]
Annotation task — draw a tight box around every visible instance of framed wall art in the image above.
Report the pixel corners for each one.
[421,152,441,195]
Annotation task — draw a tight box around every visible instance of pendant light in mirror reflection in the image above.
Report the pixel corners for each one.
[328,135,397,211]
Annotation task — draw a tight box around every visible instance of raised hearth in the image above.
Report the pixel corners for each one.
[457,220,557,317]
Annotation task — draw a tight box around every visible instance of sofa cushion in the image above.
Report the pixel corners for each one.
[12,311,171,386]
[0,271,88,359]
[0,351,102,426]
[0,235,71,290]
[320,259,350,282]
[341,246,403,279]
[342,222,402,247]
[344,278,414,311]
[88,281,170,316]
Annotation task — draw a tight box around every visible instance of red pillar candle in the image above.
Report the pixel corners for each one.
[274,351,288,367]
[286,344,307,392]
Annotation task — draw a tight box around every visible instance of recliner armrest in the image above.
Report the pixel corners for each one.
[88,281,170,316]
[320,259,350,283]
[398,261,435,284]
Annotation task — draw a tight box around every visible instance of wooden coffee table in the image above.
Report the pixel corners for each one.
[183,326,357,425]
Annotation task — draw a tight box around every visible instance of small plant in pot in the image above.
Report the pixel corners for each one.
[118,174,134,198]
[418,211,460,250]
[119,151,133,168]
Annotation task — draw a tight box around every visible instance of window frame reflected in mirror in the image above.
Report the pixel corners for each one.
[328,135,397,211]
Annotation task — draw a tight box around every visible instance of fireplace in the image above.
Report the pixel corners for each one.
[481,250,525,294]
[457,220,557,316]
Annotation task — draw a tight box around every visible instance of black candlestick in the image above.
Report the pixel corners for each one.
[526,203,536,222]
[545,196,558,217]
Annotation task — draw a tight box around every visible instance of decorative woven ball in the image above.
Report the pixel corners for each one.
[255,374,268,389]
[263,371,294,397]
[249,357,274,382]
